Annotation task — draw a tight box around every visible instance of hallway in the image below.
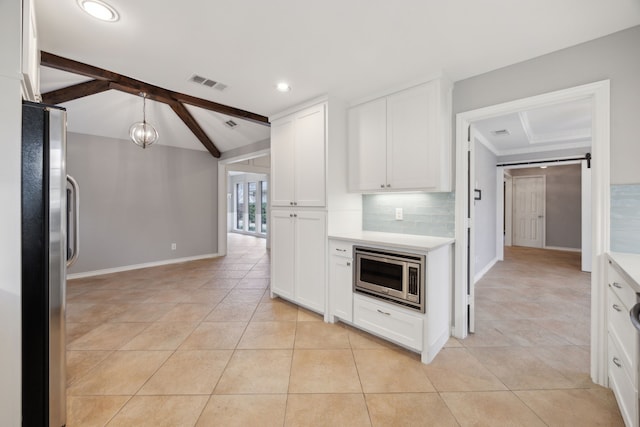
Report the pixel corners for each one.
[64,240,623,426]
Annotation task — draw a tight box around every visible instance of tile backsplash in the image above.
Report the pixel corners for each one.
[611,184,640,254]
[362,192,455,237]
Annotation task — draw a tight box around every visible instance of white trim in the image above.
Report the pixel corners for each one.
[496,140,591,157]
[269,95,328,122]
[475,132,500,156]
[543,246,581,252]
[67,253,220,279]
[474,257,498,283]
[454,79,610,387]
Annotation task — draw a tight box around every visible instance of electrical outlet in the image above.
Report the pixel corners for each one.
[171,243,177,251]
[395,208,403,220]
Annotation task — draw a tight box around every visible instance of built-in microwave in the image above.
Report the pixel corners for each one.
[353,246,425,312]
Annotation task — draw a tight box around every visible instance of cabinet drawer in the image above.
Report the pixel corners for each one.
[609,262,637,310]
[608,334,638,427]
[353,294,423,351]
[329,241,353,258]
[609,288,638,383]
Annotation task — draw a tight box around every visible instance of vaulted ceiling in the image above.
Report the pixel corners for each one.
[35,0,640,153]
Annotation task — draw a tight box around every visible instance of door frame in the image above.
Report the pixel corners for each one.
[217,148,270,256]
[511,174,546,248]
[453,80,610,386]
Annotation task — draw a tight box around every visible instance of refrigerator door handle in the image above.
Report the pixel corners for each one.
[66,174,80,268]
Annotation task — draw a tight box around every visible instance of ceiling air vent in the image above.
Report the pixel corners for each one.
[491,129,511,136]
[224,119,238,129]
[189,74,228,91]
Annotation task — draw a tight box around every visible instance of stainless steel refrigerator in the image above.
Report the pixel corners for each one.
[21,101,79,427]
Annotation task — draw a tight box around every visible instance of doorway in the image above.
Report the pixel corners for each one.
[454,80,610,386]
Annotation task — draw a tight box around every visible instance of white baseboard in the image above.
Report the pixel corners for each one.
[474,257,498,284]
[544,246,581,253]
[67,253,220,279]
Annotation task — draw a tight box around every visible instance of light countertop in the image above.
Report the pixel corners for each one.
[329,231,454,252]
[609,252,640,291]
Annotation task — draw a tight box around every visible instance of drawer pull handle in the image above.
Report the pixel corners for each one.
[613,357,622,368]
[612,282,622,289]
[612,304,622,312]
[377,309,391,316]
[346,262,351,266]
[336,249,347,252]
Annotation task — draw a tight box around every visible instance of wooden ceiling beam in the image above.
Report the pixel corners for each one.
[40,51,270,125]
[170,102,221,158]
[41,79,110,105]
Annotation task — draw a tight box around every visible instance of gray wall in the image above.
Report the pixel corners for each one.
[510,164,582,249]
[474,141,497,274]
[453,25,640,185]
[67,133,218,274]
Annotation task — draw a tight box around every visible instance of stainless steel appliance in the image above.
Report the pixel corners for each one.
[354,246,425,312]
[22,101,79,427]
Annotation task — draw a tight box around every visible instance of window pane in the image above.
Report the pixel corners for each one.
[248,182,257,232]
[236,183,244,230]
[261,181,268,233]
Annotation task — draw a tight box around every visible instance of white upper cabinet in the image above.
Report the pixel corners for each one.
[348,78,452,192]
[271,103,326,207]
[21,0,40,101]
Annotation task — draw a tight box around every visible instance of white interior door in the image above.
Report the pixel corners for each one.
[513,176,545,248]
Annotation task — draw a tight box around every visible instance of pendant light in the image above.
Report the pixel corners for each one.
[129,93,159,149]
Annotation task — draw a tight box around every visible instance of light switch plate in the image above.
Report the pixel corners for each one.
[395,208,403,220]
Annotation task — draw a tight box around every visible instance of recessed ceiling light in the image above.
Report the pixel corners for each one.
[77,0,120,22]
[276,82,291,92]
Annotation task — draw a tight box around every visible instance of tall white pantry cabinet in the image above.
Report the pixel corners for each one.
[269,96,361,316]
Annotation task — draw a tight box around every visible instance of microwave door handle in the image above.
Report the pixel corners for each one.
[66,175,80,268]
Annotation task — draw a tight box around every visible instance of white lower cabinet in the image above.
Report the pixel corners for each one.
[607,257,639,427]
[271,210,326,313]
[353,294,423,351]
[329,241,353,322]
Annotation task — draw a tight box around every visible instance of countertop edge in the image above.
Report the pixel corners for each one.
[608,252,640,291]
[328,232,455,252]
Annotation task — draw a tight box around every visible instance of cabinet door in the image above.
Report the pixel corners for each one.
[387,83,438,190]
[330,255,353,322]
[348,98,387,191]
[271,118,296,207]
[270,210,295,299]
[294,104,326,207]
[295,211,326,313]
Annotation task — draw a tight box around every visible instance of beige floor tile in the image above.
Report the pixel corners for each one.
[179,322,247,350]
[66,322,100,344]
[214,349,292,394]
[66,303,127,323]
[197,394,287,427]
[107,395,208,427]
[294,321,350,349]
[142,288,190,303]
[68,351,172,395]
[251,300,299,322]
[67,323,149,350]
[120,322,197,350]
[236,278,270,289]
[346,327,392,349]
[156,303,215,323]
[211,270,248,279]
[467,347,575,390]
[289,349,362,393]
[444,337,464,348]
[66,395,130,427]
[284,394,371,427]
[223,289,266,303]
[441,391,546,427]
[297,307,323,322]
[139,350,232,395]
[515,388,625,426]
[204,301,258,322]
[244,270,270,279]
[423,347,507,392]
[366,393,458,427]
[180,289,230,305]
[199,278,240,289]
[67,350,112,385]
[237,321,296,349]
[108,303,176,323]
[526,345,595,388]
[461,322,516,347]
[354,348,435,393]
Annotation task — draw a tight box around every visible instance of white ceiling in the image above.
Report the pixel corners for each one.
[35,0,640,154]
[473,98,592,156]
